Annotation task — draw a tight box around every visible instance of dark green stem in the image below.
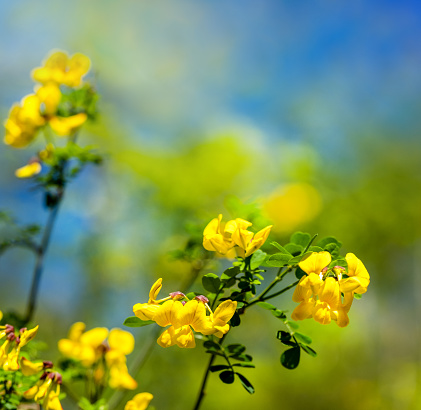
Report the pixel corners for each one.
[193,334,227,410]
[24,190,63,324]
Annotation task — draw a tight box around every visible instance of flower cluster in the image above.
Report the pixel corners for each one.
[291,252,370,327]
[0,324,39,371]
[58,322,137,390]
[133,279,237,348]
[203,214,272,258]
[3,50,92,177]
[23,369,63,410]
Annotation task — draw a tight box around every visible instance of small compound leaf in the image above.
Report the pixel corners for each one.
[308,246,324,252]
[203,340,221,350]
[281,346,301,369]
[236,373,255,394]
[284,243,303,255]
[288,252,312,264]
[222,266,240,278]
[231,354,252,362]
[290,232,311,248]
[227,344,246,355]
[285,320,299,330]
[300,344,317,357]
[270,242,292,254]
[219,370,235,384]
[293,332,312,345]
[295,267,307,280]
[250,250,267,270]
[230,311,241,327]
[257,302,276,310]
[232,363,255,368]
[354,293,362,300]
[271,309,287,319]
[202,273,221,293]
[318,236,342,249]
[210,365,230,372]
[123,317,154,328]
[266,253,292,267]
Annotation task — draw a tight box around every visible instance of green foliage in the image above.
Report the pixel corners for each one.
[202,273,221,293]
[78,397,109,410]
[58,84,99,120]
[123,316,155,327]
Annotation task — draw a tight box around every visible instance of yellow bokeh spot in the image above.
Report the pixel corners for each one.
[263,183,322,233]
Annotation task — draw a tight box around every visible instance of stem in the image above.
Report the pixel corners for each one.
[193,334,227,410]
[260,280,299,301]
[24,191,63,324]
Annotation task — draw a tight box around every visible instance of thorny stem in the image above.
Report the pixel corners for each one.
[193,334,228,410]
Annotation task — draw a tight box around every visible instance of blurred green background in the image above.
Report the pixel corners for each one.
[1,1,421,409]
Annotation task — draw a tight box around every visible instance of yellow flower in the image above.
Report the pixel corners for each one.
[105,328,137,390]
[20,358,46,376]
[339,253,370,294]
[58,322,108,366]
[312,277,341,325]
[4,94,45,148]
[0,325,39,371]
[203,214,235,255]
[32,50,91,87]
[49,112,87,136]
[125,393,154,410]
[15,160,42,178]
[35,83,62,115]
[24,371,63,410]
[133,280,237,348]
[133,278,170,321]
[298,251,331,295]
[203,215,272,257]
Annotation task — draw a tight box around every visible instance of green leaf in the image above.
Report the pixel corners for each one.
[219,370,235,384]
[300,344,317,357]
[236,373,255,394]
[202,273,221,293]
[266,253,292,267]
[270,241,290,253]
[222,266,240,278]
[210,365,230,372]
[293,332,312,345]
[227,344,246,355]
[232,363,255,368]
[325,243,340,256]
[318,236,342,248]
[185,291,200,299]
[295,267,307,280]
[290,232,311,248]
[250,250,267,270]
[280,346,301,369]
[256,302,276,310]
[230,311,241,327]
[123,317,154,327]
[203,340,221,350]
[354,293,362,300]
[289,251,312,264]
[286,320,299,330]
[271,309,287,319]
[285,243,303,255]
[231,354,253,362]
[277,330,291,342]
[308,246,324,252]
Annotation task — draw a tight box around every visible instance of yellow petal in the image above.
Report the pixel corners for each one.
[49,113,87,136]
[318,277,340,307]
[174,325,196,348]
[20,357,44,376]
[312,301,332,325]
[68,322,86,341]
[19,325,39,348]
[157,326,177,348]
[345,253,370,293]
[299,252,331,276]
[108,328,135,356]
[213,300,237,323]
[133,303,161,321]
[15,162,42,178]
[79,327,108,348]
[154,300,182,327]
[125,392,154,410]
[245,225,272,256]
[109,363,138,390]
[36,83,61,115]
[291,299,315,321]
[203,215,222,236]
[292,277,312,303]
[148,278,163,302]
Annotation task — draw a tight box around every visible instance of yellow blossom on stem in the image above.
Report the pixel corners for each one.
[32,50,91,87]
[339,253,370,294]
[24,371,63,410]
[125,392,154,410]
[58,322,108,366]
[133,279,237,348]
[203,214,272,258]
[4,94,45,148]
[49,112,87,136]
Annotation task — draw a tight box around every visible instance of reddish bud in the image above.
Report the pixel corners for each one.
[195,295,209,304]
